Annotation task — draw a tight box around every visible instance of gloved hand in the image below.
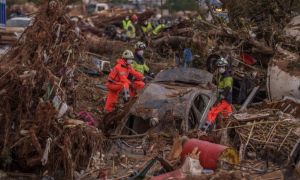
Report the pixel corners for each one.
[219,87,230,100]
[217,89,224,94]
[201,121,212,132]
[128,73,135,81]
[220,93,225,99]
[149,72,155,78]
[123,88,130,102]
[150,117,159,127]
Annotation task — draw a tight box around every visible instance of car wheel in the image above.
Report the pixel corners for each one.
[184,95,208,132]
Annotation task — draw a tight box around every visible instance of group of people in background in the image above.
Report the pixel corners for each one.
[120,14,167,41]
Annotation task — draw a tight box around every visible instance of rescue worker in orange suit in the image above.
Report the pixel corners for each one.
[104,50,145,112]
[202,57,233,132]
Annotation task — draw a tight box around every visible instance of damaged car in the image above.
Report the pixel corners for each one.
[122,67,217,134]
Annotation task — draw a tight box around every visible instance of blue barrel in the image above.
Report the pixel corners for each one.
[0,0,6,29]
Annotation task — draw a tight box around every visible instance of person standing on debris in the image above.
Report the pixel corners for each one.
[132,41,150,75]
[175,47,193,68]
[183,48,193,68]
[141,20,153,36]
[122,15,138,40]
[152,19,166,36]
[104,50,145,112]
[202,57,233,132]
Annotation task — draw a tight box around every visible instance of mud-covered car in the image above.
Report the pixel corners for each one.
[124,68,217,134]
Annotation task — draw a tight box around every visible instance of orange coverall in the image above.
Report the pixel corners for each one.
[207,100,232,123]
[104,58,145,112]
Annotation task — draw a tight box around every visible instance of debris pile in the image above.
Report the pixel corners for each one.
[232,109,300,163]
[1,0,300,179]
[262,97,300,118]
[0,0,105,179]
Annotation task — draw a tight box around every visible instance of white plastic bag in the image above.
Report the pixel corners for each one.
[181,156,203,176]
[58,102,68,118]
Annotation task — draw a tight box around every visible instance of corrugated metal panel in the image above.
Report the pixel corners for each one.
[0,0,6,29]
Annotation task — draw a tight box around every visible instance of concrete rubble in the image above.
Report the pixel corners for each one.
[0,0,300,179]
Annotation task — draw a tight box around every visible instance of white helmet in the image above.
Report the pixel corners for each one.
[122,50,134,59]
[134,41,146,50]
[156,14,162,19]
[216,57,228,67]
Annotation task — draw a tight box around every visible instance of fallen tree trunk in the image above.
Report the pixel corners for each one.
[208,29,274,55]
[248,38,274,55]
[152,36,192,47]
[85,34,128,56]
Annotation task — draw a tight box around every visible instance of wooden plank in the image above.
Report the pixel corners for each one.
[233,112,271,122]
[0,35,18,41]
[0,27,24,33]
[0,41,15,45]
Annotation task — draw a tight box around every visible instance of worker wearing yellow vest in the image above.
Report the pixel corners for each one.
[141,20,153,36]
[122,15,138,39]
[152,19,166,36]
[202,57,233,132]
[132,41,149,75]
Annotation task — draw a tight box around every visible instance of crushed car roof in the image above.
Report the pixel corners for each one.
[153,67,213,85]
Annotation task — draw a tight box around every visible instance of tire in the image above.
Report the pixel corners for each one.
[206,54,221,73]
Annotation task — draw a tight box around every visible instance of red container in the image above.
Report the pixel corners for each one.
[180,139,228,170]
[240,53,256,65]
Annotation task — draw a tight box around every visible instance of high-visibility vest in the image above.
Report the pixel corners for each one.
[218,76,233,90]
[141,22,153,33]
[152,24,165,35]
[126,23,136,38]
[122,19,132,30]
[122,19,135,38]
[132,61,149,74]
[217,73,233,103]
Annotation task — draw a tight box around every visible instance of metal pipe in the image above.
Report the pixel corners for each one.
[240,86,260,111]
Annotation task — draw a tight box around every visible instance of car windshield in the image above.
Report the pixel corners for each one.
[87,4,96,14]
[97,6,106,11]
[6,19,31,27]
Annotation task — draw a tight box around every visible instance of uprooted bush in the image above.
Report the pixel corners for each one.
[0,0,104,179]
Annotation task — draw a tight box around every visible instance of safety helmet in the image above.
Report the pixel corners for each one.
[122,50,134,60]
[216,57,228,67]
[131,14,138,22]
[156,14,162,19]
[135,41,146,50]
[70,16,79,22]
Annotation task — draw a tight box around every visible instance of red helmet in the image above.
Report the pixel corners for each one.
[131,14,138,22]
